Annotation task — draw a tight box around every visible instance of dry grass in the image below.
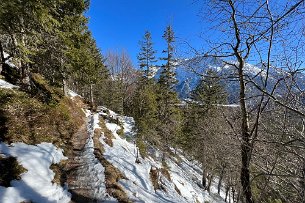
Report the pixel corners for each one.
[149,166,172,192]
[0,156,27,187]
[92,124,130,203]
[93,128,105,154]
[116,127,124,138]
[97,117,114,147]
[50,164,61,185]
[0,76,87,191]
[93,147,130,203]
[29,73,63,104]
[0,88,85,156]
[174,184,181,196]
[50,159,69,186]
[150,167,161,191]
[161,167,171,181]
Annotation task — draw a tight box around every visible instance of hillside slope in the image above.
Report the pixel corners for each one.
[94,106,226,203]
[0,79,226,203]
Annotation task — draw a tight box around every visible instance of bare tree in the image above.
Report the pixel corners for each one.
[189,0,305,202]
[104,50,138,113]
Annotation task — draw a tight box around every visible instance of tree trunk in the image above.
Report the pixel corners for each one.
[218,166,225,194]
[0,41,4,74]
[90,83,94,106]
[62,77,68,96]
[301,160,305,203]
[232,187,236,203]
[207,174,214,194]
[229,1,254,201]
[202,167,208,189]
[225,185,230,202]
[21,62,30,89]
[238,59,254,203]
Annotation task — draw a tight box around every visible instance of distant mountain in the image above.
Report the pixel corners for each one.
[154,56,305,104]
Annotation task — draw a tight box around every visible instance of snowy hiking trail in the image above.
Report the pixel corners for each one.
[0,84,227,203]
[66,111,114,203]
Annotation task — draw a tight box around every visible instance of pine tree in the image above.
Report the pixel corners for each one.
[156,25,182,156]
[0,0,61,86]
[137,31,157,78]
[181,68,227,189]
[192,68,227,112]
[159,25,177,89]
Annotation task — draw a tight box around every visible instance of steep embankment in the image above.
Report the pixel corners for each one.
[93,107,226,203]
[0,77,86,203]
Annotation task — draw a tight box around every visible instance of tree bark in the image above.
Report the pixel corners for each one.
[228,0,254,202]
[90,83,94,106]
[225,185,230,202]
[301,160,305,203]
[202,167,207,189]
[62,77,68,96]
[218,166,225,194]
[207,174,214,194]
[0,40,4,74]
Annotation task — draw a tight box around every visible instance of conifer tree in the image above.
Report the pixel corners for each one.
[181,68,227,189]
[159,25,177,88]
[192,68,227,111]
[137,31,157,78]
[0,0,61,86]
[157,25,182,156]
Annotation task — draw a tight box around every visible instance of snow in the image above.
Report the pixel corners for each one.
[68,90,79,98]
[97,107,226,203]
[72,110,108,200]
[0,79,18,89]
[217,104,240,107]
[71,111,115,202]
[3,52,17,68]
[102,118,185,203]
[0,142,71,203]
[0,101,228,203]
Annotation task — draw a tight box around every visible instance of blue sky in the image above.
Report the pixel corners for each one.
[87,0,204,66]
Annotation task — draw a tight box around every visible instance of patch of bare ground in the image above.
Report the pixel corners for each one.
[93,117,131,203]
[96,118,114,147]
[149,166,171,192]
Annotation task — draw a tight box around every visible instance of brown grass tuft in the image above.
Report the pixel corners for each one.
[150,167,161,191]
[98,117,114,147]
[0,156,27,187]
[174,184,181,195]
[93,147,130,203]
[92,124,130,203]
[0,88,85,155]
[161,167,171,181]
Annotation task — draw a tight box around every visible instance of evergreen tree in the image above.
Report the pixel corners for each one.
[132,79,159,150]
[0,0,109,106]
[181,68,227,189]
[192,68,227,111]
[0,0,61,85]
[156,25,182,156]
[159,25,177,89]
[137,31,157,78]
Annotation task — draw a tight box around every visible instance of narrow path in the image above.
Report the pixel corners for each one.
[65,112,111,203]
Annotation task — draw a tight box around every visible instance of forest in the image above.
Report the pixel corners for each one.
[0,0,305,203]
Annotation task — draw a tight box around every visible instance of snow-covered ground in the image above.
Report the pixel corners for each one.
[0,142,71,203]
[0,79,18,89]
[0,80,227,202]
[97,107,226,203]
[70,111,114,201]
[68,90,80,98]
